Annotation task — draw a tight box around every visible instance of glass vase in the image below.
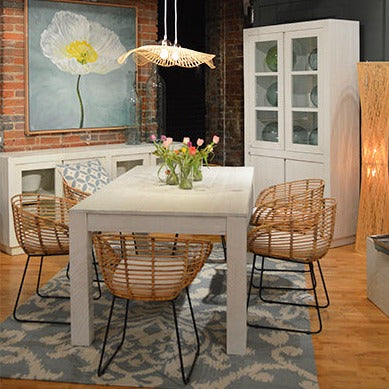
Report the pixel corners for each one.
[158,161,179,185]
[125,72,142,145]
[179,164,193,190]
[193,161,203,182]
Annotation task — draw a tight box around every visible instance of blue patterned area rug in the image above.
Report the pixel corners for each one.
[0,246,318,388]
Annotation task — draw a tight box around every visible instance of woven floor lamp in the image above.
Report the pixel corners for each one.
[355,62,389,252]
[118,0,215,69]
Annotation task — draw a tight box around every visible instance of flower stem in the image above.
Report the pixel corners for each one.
[76,75,84,128]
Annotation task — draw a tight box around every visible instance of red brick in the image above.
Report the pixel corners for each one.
[4,130,26,139]
[40,136,61,144]
[3,106,24,114]
[3,65,24,73]
[1,90,14,98]
[2,82,24,90]
[3,98,24,107]
[3,32,24,41]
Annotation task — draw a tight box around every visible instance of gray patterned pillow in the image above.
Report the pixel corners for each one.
[57,159,111,195]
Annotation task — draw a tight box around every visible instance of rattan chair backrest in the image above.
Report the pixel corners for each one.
[248,197,337,262]
[11,193,76,256]
[62,179,90,203]
[255,178,325,207]
[93,234,213,302]
[251,179,325,226]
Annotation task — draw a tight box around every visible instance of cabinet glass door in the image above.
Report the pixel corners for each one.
[252,35,284,149]
[285,31,321,152]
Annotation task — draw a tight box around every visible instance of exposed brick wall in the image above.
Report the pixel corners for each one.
[0,0,158,152]
[205,0,244,166]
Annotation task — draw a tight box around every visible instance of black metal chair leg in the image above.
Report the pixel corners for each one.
[66,262,70,280]
[221,235,227,262]
[36,255,69,299]
[171,233,179,255]
[247,258,323,334]
[66,250,102,300]
[255,257,325,308]
[316,261,330,308]
[92,249,102,300]
[171,287,200,385]
[247,254,257,309]
[309,262,323,334]
[98,296,129,377]
[13,255,69,325]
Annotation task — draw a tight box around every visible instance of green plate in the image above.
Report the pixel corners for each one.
[262,122,278,142]
[293,125,308,144]
[265,46,277,72]
[266,82,278,106]
[308,48,317,70]
[310,85,318,107]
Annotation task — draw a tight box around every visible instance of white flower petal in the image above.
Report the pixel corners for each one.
[40,11,125,76]
[41,11,90,60]
[89,22,126,58]
[52,58,92,76]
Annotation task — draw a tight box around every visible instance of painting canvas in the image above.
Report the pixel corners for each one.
[27,0,136,133]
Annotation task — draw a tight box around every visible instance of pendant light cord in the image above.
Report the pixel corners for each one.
[163,0,168,43]
[174,0,178,46]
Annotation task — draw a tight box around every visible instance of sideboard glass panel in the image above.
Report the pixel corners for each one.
[255,41,278,73]
[256,75,278,107]
[116,160,143,176]
[256,111,279,142]
[292,75,318,108]
[293,37,318,71]
[292,111,318,145]
[22,168,55,195]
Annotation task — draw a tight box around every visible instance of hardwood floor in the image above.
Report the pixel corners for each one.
[0,243,388,388]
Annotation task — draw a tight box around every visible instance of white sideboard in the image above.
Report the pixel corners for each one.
[0,143,156,255]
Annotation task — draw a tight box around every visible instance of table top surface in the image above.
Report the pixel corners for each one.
[71,165,254,217]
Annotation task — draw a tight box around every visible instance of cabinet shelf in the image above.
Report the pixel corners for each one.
[291,70,318,76]
[255,106,279,111]
[255,72,278,76]
[291,107,318,112]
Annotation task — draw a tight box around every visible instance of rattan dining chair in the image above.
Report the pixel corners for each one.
[247,197,336,334]
[250,178,325,226]
[11,193,77,325]
[93,233,213,384]
[59,161,107,298]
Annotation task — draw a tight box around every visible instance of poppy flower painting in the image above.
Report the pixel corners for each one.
[26,0,136,133]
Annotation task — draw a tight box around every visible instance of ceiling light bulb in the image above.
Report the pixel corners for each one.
[160,48,169,60]
[172,50,179,62]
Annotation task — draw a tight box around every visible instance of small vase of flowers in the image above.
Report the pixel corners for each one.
[150,134,220,189]
[151,135,179,185]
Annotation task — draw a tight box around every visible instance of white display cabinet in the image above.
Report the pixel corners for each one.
[0,143,155,255]
[244,19,360,246]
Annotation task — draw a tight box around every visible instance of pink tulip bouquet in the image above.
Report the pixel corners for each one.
[150,134,179,185]
[150,134,220,189]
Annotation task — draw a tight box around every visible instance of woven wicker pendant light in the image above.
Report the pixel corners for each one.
[118,0,215,69]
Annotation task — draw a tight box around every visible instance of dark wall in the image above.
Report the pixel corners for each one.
[157,0,206,142]
[253,0,389,61]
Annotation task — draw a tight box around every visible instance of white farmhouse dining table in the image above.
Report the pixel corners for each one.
[69,165,254,355]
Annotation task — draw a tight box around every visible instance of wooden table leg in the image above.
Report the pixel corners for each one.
[70,211,94,346]
[226,216,248,355]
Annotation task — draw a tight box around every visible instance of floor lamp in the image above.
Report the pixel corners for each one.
[355,62,389,252]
